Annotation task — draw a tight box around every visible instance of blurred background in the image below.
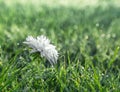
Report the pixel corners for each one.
[0,0,120,52]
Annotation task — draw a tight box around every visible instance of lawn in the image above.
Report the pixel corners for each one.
[0,0,120,91]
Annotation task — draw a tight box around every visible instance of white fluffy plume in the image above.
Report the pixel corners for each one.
[23,35,58,65]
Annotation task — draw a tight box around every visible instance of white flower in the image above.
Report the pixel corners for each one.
[23,35,58,65]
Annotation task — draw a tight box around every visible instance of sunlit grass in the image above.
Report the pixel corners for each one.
[2,0,120,8]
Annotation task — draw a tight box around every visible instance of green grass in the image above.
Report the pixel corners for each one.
[0,0,120,91]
